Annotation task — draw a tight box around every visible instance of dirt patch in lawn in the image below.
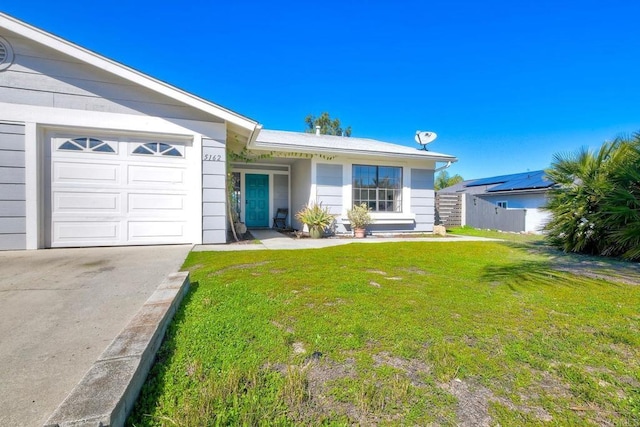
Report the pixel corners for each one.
[373,351,431,386]
[366,269,388,276]
[399,266,431,275]
[268,357,360,423]
[553,264,640,285]
[209,260,272,275]
[440,378,554,426]
[531,246,640,285]
[266,351,563,426]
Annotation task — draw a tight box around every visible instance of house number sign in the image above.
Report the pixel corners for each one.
[203,154,223,162]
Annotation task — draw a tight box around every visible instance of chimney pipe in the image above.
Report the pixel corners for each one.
[315,125,321,135]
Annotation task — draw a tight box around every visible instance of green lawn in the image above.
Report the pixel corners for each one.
[448,225,546,244]
[129,241,639,426]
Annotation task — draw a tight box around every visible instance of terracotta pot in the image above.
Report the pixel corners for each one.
[354,228,366,238]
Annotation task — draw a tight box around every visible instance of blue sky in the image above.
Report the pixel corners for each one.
[4,1,640,179]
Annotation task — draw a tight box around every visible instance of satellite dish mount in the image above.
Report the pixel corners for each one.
[415,131,437,150]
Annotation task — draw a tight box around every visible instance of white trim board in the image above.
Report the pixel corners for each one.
[0,102,226,140]
[0,12,261,134]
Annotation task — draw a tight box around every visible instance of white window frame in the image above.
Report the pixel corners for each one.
[352,164,403,213]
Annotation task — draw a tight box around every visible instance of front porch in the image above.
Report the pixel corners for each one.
[230,157,302,231]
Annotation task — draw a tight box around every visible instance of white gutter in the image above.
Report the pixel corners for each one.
[434,161,453,172]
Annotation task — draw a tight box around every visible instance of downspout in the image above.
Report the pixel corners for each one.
[434,161,452,172]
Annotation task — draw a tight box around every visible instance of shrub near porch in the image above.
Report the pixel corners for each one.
[129,242,640,426]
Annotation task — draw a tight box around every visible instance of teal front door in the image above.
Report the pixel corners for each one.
[245,174,269,227]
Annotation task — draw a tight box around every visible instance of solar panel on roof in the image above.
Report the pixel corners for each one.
[463,170,553,191]
[466,171,538,187]
[486,171,553,192]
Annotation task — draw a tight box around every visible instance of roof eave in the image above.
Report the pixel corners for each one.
[251,141,457,162]
[483,187,553,195]
[0,13,260,133]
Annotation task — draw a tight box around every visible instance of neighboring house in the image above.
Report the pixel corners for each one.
[0,13,456,250]
[438,170,555,233]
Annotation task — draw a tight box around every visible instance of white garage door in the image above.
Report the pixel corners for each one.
[48,135,193,247]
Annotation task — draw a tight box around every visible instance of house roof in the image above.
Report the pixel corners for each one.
[440,170,554,194]
[253,129,457,162]
[0,12,262,142]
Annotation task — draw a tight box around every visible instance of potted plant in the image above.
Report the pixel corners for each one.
[295,202,335,238]
[347,203,372,238]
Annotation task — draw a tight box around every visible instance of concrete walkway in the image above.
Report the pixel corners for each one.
[194,229,498,251]
[0,245,191,427]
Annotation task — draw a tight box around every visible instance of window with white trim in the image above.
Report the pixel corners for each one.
[58,137,115,153]
[497,201,508,208]
[352,165,402,212]
[132,142,183,157]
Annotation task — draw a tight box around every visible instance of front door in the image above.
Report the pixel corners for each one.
[245,174,269,227]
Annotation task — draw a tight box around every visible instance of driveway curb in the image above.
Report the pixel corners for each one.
[44,271,190,427]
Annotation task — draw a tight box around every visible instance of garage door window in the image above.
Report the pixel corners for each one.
[132,142,183,157]
[58,137,115,153]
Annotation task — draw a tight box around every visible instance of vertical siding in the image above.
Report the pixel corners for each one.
[273,174,289,227]
[465,194,526,232]
[201,138,227,244]
[410,168,435,232]
[0,123,26,250]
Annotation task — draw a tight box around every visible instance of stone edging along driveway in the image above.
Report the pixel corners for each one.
[44,272,189,427]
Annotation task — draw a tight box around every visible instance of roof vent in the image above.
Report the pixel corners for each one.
[0,36,15,72]
[315,125,321,135]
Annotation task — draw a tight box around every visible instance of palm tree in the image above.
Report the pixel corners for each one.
[435,171,464,191]
[545,132,640,260]
[599,134,640,259]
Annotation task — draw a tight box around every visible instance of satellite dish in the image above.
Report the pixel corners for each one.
[415,131,437,150]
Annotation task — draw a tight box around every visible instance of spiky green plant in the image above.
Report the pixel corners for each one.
[295,202,335,235]
[544,132,640,260]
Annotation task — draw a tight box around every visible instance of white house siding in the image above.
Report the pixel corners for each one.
[273,174,289,227]
[201,138,227,244]
[480,193,548,209]
[0,122,26,250]
[481,193,550,233]
[525,209,552,233]
[0,32,218,122]
[290,159,312,230]
[316,163,343,231]
[0,29,237,249]
[410,168,435,232]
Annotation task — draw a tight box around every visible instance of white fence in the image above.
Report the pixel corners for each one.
[436,193,548,233]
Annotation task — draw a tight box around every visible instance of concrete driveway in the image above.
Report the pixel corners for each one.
[0,245,191,427]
